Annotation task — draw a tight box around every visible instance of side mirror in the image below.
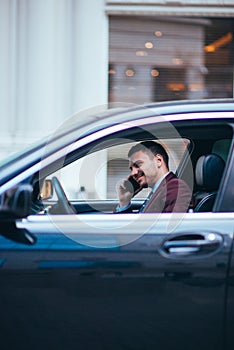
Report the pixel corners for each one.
[0,184,37,245]
[1,184,33,218]
[40,179,53,200]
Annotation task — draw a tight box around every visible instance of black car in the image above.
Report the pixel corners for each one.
[0,99,234,350]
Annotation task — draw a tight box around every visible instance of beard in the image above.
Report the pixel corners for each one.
[135,171,148,188]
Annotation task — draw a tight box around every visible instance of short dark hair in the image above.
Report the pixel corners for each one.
[128,141,169,169]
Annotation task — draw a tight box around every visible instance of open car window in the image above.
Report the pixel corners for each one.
[44,138,190,202]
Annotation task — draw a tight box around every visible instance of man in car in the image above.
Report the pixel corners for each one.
[116,141,192,213]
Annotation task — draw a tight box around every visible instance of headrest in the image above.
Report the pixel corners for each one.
[195,154,225,191]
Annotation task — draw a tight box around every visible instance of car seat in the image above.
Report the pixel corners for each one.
[193,153,225,212]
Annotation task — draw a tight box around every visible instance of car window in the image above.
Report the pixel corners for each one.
[212,139,232,162]
[46,138,190,201]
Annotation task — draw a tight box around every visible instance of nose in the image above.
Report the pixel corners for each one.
[131,167,138,177]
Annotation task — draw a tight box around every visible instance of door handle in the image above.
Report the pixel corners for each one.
[162,233,223,256]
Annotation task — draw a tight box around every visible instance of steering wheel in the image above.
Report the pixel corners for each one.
[50,176,76,214]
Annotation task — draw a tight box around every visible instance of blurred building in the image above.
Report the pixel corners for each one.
[0,0,233,161]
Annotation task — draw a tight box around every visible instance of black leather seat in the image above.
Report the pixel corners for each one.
[193,153,225,212]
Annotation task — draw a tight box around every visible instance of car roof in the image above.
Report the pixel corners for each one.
[0,98,233,188]
[51,98,234,141]
[50,98,234,150]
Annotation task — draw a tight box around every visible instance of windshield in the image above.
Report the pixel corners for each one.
[0,136,49,167]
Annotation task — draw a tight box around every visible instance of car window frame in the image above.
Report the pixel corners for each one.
[0,113,233,215]
[213,124,234,213]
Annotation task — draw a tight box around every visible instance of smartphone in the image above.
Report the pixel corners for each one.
[124,176,141,193]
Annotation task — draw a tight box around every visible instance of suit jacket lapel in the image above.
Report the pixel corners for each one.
[143,172,175,213]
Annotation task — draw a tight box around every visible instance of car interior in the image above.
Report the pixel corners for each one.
[193,153,225,212]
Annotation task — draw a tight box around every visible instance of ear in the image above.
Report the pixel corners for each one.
[155,154,163,166]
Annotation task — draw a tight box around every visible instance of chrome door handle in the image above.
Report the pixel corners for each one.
[162,233,223,255]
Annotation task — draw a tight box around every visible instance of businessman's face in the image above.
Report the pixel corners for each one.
[129,150,163,189]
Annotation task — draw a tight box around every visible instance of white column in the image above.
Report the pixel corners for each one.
[71,0,109,112]
[0,0,15,145]
[0,0,109,159]
[20,0,74,139]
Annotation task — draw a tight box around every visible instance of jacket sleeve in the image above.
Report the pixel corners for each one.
[114,203,133,213]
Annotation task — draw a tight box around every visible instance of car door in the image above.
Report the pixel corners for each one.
[0,212,233,350]
[0,112,233,350]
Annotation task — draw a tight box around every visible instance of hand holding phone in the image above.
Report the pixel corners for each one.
[124,176,141,195]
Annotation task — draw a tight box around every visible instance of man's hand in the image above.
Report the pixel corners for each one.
[117,176,142,208]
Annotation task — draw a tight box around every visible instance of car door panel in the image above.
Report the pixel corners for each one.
[0,213,233,350]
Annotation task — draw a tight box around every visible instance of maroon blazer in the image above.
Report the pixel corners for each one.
[143,172,192,213]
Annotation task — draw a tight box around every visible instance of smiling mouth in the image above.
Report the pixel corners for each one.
[136,172,145,182]
[136,175,148,188]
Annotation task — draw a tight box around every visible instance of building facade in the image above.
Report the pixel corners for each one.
[0,0,233,168]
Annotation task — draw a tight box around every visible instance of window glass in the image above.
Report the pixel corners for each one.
[212,139,232,162]
[109,17,234,104]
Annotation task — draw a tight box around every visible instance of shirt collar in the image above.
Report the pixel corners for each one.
[152,172,170,193]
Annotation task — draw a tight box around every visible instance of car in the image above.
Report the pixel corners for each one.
[0,99,234,350]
